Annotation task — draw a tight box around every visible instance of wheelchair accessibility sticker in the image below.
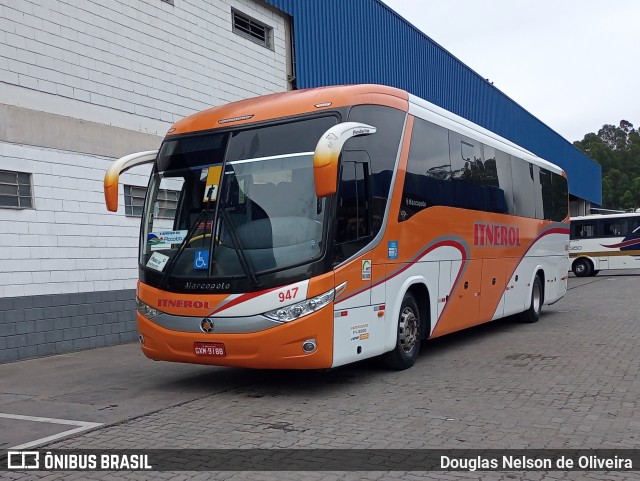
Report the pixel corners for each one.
[194,250,210,270]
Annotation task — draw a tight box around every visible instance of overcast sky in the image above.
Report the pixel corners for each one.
[381,0,640,142]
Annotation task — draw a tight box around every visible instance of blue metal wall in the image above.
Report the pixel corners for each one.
[265,0,601,204]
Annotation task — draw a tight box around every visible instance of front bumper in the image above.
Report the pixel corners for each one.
[137,306,334,369]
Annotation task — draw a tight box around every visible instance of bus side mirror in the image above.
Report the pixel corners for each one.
[104,150,158,212]
[313,122,376,197]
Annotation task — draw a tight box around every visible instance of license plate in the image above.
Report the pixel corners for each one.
[194,342,226,357]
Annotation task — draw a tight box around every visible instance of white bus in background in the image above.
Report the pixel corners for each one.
[570,212,640,276]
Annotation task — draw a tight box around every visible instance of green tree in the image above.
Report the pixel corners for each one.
[574,120,640,210]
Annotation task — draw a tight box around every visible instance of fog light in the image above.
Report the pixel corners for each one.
[139,334,145,345]
[302,339,316,354]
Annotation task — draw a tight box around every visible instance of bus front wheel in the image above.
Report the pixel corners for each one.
[572,259,592,277]
[382,292,421,370]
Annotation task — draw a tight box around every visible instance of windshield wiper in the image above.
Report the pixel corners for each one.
[220,209,260,288]
[158,185,217,289]
[158,209,210,289]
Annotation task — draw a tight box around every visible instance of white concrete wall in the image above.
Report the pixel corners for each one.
[0,141,151,298]
[0,0,289,133]
[0,0,289,298]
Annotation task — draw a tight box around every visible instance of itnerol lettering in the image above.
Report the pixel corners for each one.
[474,223,521,247]
[158,299,212,309]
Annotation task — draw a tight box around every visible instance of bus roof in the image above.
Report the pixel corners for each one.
[408,94,564,176]
[168,84,408,136]
[571,212,640,221]
[167,83,564,176]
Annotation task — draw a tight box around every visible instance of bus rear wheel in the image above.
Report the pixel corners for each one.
[518,275,543,324]
[382,292,421,370]
[572,258,592,277]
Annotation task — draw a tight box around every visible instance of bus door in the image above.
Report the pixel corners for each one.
[332,156,380,366]
[333,156,374,309]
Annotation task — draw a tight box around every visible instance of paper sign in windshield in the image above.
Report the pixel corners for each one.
[203,165,222,202]
[147,230,187,247]
[146,252,169,272]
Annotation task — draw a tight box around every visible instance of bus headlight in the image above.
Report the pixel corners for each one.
[263,288,335,322]
[137,298,160,320]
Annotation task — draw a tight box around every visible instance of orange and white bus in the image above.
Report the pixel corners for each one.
[104,84,570,370]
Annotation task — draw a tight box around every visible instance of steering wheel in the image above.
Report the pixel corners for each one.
[187,234,212,244]
[187,233,223,245]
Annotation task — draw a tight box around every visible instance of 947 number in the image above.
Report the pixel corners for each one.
[278,287,298,303]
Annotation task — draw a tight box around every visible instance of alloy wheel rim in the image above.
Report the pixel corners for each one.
[399,307,419,353]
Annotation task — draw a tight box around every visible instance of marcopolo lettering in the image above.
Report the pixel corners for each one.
[184,281,231,290]
[474,223,521,247]
[405,198,427,208]
[158,299,212,309]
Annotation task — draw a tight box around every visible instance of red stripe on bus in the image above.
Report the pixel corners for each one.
[209,286,280,315]
[335,239,468,305]
[601,239,640,249]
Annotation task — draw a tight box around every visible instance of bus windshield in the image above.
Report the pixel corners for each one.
[140,116,337,284]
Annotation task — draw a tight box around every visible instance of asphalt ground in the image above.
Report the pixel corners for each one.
[1,270,639,480]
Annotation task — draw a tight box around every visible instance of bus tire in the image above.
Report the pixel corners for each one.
[572,258,592,277]
[382,292,421,370]
[590,270,600,277]
[519,275,543,323]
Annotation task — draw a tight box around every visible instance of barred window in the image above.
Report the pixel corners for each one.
[0,170,33,209]
[232,9,273,49]
[125,185,179,218]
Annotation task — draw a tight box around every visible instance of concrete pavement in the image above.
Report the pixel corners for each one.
[1,271,639,480]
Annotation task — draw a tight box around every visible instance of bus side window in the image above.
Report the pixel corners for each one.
[399,118,451,221]
[574,223,595,239]
[510,156,536,218]
[603,220,628,237]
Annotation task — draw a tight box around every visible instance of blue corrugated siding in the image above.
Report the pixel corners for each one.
[265,0,601,204]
